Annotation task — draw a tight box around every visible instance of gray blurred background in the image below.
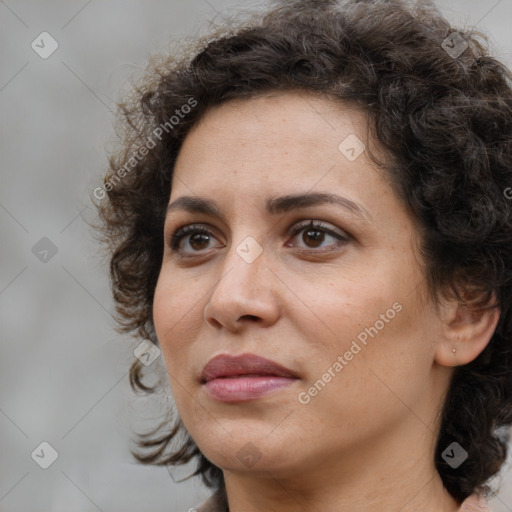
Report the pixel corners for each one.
[1,1,511,511]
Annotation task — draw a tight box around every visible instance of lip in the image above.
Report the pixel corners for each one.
[200,353,299,403]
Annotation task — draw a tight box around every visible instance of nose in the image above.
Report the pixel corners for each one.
[203,238,282,332]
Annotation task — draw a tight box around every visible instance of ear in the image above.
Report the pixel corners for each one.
[434,290,500,367]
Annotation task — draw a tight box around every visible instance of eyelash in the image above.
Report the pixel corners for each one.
[288,220,349,250]
[167,220,349,257]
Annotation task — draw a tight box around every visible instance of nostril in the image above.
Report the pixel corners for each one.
[206,317,223,328]
[239,314,260,322]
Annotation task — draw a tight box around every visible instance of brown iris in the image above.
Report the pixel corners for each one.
[189,233,210,251]
[302,228,324,248]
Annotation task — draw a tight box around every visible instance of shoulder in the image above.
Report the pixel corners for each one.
[184,490,228,512]
[186,492,493,512]
[459,494,492,511]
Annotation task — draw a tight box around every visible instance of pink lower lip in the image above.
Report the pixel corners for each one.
[204,376,297,402]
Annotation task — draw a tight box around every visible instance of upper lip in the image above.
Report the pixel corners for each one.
[200,353,299,383]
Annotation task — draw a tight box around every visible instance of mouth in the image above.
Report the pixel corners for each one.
[200,353,300,402]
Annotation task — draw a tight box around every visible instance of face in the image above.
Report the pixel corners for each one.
[153,91,452,481]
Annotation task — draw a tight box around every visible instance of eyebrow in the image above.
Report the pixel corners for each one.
[166,192,373,223]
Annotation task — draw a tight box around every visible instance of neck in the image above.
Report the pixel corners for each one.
[223,419,461,512]
[224,462,459,512]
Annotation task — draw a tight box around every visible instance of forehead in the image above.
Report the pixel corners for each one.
[172,91,385,200]
[178,91,366,155]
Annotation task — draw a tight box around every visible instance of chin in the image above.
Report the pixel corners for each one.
[195,428,301,475]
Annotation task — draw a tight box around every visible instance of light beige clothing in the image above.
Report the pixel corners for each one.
[459,494,492,511]
[193,490,228,512]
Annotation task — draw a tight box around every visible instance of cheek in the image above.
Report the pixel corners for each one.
[289,267,399,354]
[152,272,204,376]
[291,263,432,411]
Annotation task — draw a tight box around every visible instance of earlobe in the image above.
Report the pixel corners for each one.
[434,293,500,368]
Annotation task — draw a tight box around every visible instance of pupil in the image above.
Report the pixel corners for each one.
[304,229,324,247]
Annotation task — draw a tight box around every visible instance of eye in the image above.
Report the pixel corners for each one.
[166,219,349,258]
[287,220,349,251]
[167,223,223,256]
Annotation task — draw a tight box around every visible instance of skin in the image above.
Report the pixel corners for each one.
[153,91,500,512]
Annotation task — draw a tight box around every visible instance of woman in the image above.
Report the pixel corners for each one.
[95,0,512,510]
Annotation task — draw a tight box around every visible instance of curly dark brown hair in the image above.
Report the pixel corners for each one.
[94,0,512,505]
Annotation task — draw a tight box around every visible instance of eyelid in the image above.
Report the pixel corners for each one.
[287,219,349,241]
